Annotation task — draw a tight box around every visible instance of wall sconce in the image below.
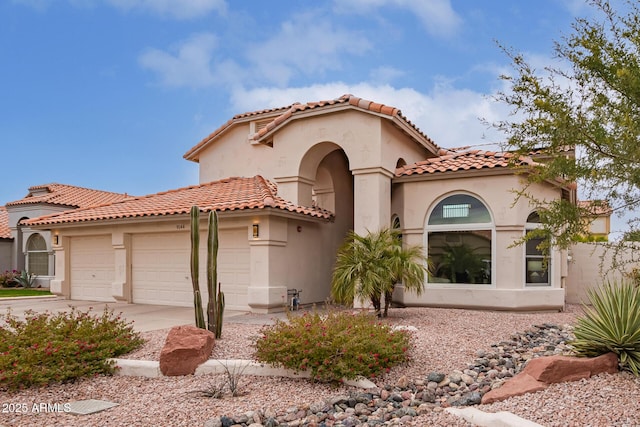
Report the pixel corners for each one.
[53,235,59,245]
[252,224,259,238]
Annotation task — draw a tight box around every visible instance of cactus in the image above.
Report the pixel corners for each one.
[190,206,206,329]
[206,210,225,338]
[215,282,225,338]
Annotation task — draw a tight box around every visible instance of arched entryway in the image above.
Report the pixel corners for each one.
[298,142,354,300]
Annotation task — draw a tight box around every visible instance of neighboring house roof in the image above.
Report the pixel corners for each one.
[395,149,535,177]
[578,200,612,216]
[0,206,11,239]
[5,183,132,209]
[25,176,334,227]
[184,94,440,161]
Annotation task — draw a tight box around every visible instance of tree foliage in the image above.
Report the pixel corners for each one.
[493,0,640,252]
[330,228,429,317]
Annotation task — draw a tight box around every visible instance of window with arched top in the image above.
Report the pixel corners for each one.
[427,194,493,284]
[525,211,550,286]
[26,234,48,276]
[391,214,402,243]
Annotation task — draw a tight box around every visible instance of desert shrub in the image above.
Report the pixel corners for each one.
[0,270,19,288]
[570,281,640,375]
[0,307,144,391]
[253,310,412,383]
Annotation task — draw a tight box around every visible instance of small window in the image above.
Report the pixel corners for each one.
[391,215,402,242]
[525,212,549,286]
[27,234,48,276]
[429,194,491,225]
[443,203,470,218]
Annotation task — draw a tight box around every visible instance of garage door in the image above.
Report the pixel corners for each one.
[70,235,115,302]
[131,229,250,310]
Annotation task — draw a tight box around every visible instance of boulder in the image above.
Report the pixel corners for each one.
[159,325,215,376]
[481,352,618,404]
[525,352,618,384]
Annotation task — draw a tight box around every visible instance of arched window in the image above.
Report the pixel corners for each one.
[525,212,550,286]
[26,234,48,276]
[391,215,402,242]
[427,194,493,284]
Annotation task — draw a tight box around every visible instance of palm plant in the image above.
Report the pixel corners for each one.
[436,243,486,283]
[331,228,429,317]
[570,281,640,375]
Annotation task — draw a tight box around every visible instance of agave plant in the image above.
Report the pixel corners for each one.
[570,281,640,375]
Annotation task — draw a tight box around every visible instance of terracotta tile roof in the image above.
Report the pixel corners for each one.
[25,176,334,227]
[184,94,439,160]
[0,206,11,239]
[578,200,612,216]
[396,149,535,177]
[5,183,131,209]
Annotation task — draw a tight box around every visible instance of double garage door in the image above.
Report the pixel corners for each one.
[69,230,250,310]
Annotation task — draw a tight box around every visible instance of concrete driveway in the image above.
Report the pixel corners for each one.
[0,296,254,332]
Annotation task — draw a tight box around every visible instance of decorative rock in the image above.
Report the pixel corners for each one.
[212,323,585,426]
[159,325,214,376]
[481,352,619,404]
[526,352,618,383]
[427,372,445,383]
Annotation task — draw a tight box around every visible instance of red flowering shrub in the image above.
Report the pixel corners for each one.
[0,270,19,288]
[253,310,412,383]
[0,307,144,391]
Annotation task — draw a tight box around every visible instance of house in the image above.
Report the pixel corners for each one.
[2,184,131,288]
[577,200,612,241]
[23,94,573,311]
[0,207,12,272]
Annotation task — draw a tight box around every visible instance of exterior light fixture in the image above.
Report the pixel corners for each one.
[53,235,59,245]
[252,224,259,238]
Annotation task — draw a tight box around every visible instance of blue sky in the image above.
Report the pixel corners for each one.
[1,1,595,209]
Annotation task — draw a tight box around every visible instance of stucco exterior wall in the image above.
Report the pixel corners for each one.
[0,240,12,272]
[46,211,340,312]
[565,242,638,304]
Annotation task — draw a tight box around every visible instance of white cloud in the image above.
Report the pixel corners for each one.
[334,0,462,38]
[246,12,373,86]
[229,81,508,149]
[140,11,373,89]
[139,33,218,88]
[106,0,226,19]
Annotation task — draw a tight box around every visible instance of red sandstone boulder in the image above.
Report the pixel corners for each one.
[525,352,618,383]
[159,325,215,376]
[481,352,619,404]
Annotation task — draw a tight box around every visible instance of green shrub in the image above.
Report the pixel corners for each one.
[570,281,640,375]
[253,310,412,383]
[0,307,144,391]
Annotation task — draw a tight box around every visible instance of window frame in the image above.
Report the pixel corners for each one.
[26,233,49,276]
[425,193,495,287]
[524,212,551,287]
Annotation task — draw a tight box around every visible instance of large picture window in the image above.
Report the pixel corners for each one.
[525,212,550,286]
[427,194,493,284]
[27,234,48,276]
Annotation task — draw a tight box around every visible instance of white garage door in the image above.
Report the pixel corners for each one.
[131,229,250,310]
[70,235,115,302]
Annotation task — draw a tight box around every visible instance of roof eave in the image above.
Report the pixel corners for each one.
[393,166,516,183]
[27,206,334,229]
[184,111,286,162]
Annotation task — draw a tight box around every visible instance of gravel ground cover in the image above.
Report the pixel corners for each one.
[1,304,639,426]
